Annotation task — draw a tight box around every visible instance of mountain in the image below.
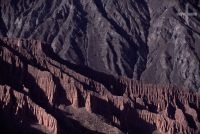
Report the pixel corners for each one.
[0,0,200,133]
[0,37,199,133]
[1,0,200,91]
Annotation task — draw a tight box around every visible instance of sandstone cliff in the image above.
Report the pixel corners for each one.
[0,37,199,133]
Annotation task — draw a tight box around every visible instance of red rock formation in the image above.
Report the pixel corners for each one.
[0,85,57,134]
[0,37,199,133]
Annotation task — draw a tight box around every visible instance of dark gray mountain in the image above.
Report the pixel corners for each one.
[1,0,200,91]
[0,1,200,133]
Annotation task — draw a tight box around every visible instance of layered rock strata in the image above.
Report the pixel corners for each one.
[0,37,199,133]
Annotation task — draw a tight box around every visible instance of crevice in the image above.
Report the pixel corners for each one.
[0,51,103,134]
[69,0,88,65]
[42,43,126,96]
[90,95,156,133]
[93,0,138,49]
[93,0,151,80]
[0,40,48,71]
[106,37,122,75]
[136,0,151,80]
[185,113,197,129]
[0,7,8,36]
[52,75,71,106]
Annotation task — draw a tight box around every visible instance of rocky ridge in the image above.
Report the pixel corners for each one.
[0,37,199,133]
[1,0,200,90]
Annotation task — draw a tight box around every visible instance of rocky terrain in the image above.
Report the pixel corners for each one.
[1,0,200,90]
[0,0,200,133]
[0,37,199,133]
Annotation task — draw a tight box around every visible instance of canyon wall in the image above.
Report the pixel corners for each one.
[0,37,199,133]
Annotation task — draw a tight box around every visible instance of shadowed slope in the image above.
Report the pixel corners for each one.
[0,37,199,133]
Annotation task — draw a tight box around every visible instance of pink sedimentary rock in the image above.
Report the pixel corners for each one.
[0,37,199,133]
[0,85,57,134]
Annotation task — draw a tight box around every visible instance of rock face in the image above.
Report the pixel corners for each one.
[0,85,57,134]
[1,0,200,90]
[0,37,199,133]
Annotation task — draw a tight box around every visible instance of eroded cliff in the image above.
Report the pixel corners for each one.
[1,0,200,91]
[0,37,199,133]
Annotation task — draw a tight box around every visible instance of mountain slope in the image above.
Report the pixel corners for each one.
[0,0,150,79]
[1,0,200,90]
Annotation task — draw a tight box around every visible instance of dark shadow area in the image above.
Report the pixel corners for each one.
[142,95,158,113]
[0,39,126,96]
[10,0,20,12]
[0,88,44,134]
[0,39,48,72]
[52,75,71,106]
[106,38,122,75]
[189,102,200,122]
[0,57,24,92]
[93,0,138,51]
[0,56,105,134]
[0,7,8,37]
[175,97,185,111]
[82,81,97,93]
[54,107,103,134]
[167,103,176,119]
[185,113,197,129]
[0,110,45,134]
[93,0,139,76]
[0,59,51,110]
[90,95,156,133]
[93,0,150,79]
[70,0,88,63]
[42,43,126,96]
